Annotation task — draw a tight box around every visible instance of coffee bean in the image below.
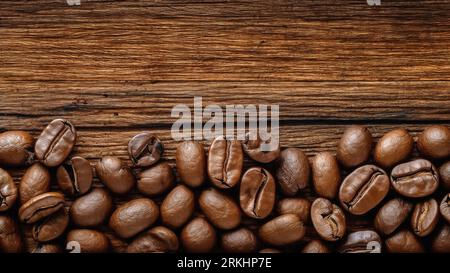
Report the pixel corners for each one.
[161,185,194,229]
[0,131,34,166]
[385,230,424,253]
[311,198,346,241]
[275,148,310,196]
[19,192,65,224]
[128,132,164,167]
[240,167,275,219]
[440,193,450,224]
[242,132,280,163]
[337,125,372,168]
[33,208,69,242]
[176,141,206,187]
[95,156,135,194]
[417,125,450,159]
[411,198,439,237]
[276,198,311,223]
[339,165,390,215]
[137,162,174,196]
[207,136,243,189]
[127,226,179,253]
[0,168,18,212]
[374,128,413,169]
[0,215,23,253]
[390,159,439,198]
[311,152,341,199]
[109,198,159,239]
[374,198,412,236]
[338,230,381,253]
[181,217,216,253]
[57,156,92,196]
[32,244,63,253]
[221,228,258,253]
[66,229,110,253]
[439,161,450,190]
[259,248,281,253]
[35,119,76,167]
[431,225,450,253]
[70,188,112,227]
[301,240,330,253]
[19,163,50,204]
[259,214,305,246]
[199,188,241,230]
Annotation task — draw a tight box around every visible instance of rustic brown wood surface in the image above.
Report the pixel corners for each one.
[0,0,449,253]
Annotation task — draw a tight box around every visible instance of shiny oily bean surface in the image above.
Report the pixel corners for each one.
[56,156,93,196]
[221,228,258,253]
[311,152,341,199]
[199,188,241,230]
[19,163,50,204]
[385,230,424,253]
[374,198,413,236]
[417,125,450,160]
[411,198,439,237]
[19,192,65,224]
[374,128,413,168]
[439,161,450,190]
[301,240,330,253]
[35,119,76,167]
[0,131,34,166]
[208,136,243,189]
[338,230,381,253]
[275,148,310,196]
[33,208,69,242]
[337,125,372,168]
[311,198,346,241]
[339,165,390,215]
[0,168,18,212]
[276,198,310,223]
[181,217,216,253]
[66,229,110,253]
[127,226,178,253]
[128,132,164,167]
[161,185,194,228]
[70,188,112,227]
[176,141,206,187]
[32,244,63,253]
[137,162,174,196]
[259,214,305,246]
[440,193,450,224]
[240,167,275,219]
[242,132,280,163]
[109,198,159,239]
[431,225,450,253]
[95,156,135,194]
[390,159,439,198]
[0,215,23,253]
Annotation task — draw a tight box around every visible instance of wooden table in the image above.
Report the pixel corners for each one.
[1,0,449,252]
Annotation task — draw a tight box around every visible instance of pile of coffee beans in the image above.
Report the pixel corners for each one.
[0,120,449,253]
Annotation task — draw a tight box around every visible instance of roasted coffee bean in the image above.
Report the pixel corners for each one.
[240,167,275,219]
[181,217,216,253]
[337,125,372,168]
[66,229,110,253]
[385,230,424,253]
[390,159,439,198]
[35,119,76,167]
[431,225,450,253]
[176,141,206,187]
[417,125,450,160]
[19,163,50,204]
[301,240,330,253]
[127,226,178,253]
[57,156,92,197]
[0,131,33,166]
[70,188,112,227]
[109,198,159,239]
[221,228,258,253]
[32,244,63,253]
[275,148,310,196]
[137,162,174,196]
[161,185,194,228]
[259,214,305,246]
[277,198,311,223]
[338,230,381,253]
[199,188,241,230]
[311,198,346,241]
[128,132,163,167]
[242,132,280,163]
[33,208,69,242]
[374,128,413,169]
[259,248,281,253]
[0,168,18,212]
[0,215,23,253]
[440,193,450,224]
[207,136,243,189]
[311,152,341,199]
[95,156,135,194]
[439,161,450,190]
[374,198,413,236]
[411,198,439,237]
[339,165,390,215]
[19,192,65,224]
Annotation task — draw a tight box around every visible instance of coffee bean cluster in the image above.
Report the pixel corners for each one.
[0,120,449,253]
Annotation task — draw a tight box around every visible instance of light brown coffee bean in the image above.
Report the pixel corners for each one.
[70,188,112,227]
[56,156,93,196]
[0,215,23,253]
[176,141,206,187]
[259,214,305,246]
[374,128,413,169]
[337,125,372,168]
[276,198,311,223]
[311,152,341,199]
[161,185,194,229]
[199,188,241,230]
[127,226,179,253]
[0,168,18,212]
[417,125,450,160]
[221,228,258,253]
[19,163,50,204]
[275,148,310,196]
[181,217,216,253]
[19,192,65,224]
[311,198,346,241]
[385,230,424,253]
[411,198,439,237]
[32,208,69,242]
[242,132,280,163]
[0,131,34,166]
[95,156,135,194]
[128,132,164,167]
[240,167,275,219]
[137,162,174,196]
[374,198,413,236]
[338,230,382,253]
[66,229,110,253]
